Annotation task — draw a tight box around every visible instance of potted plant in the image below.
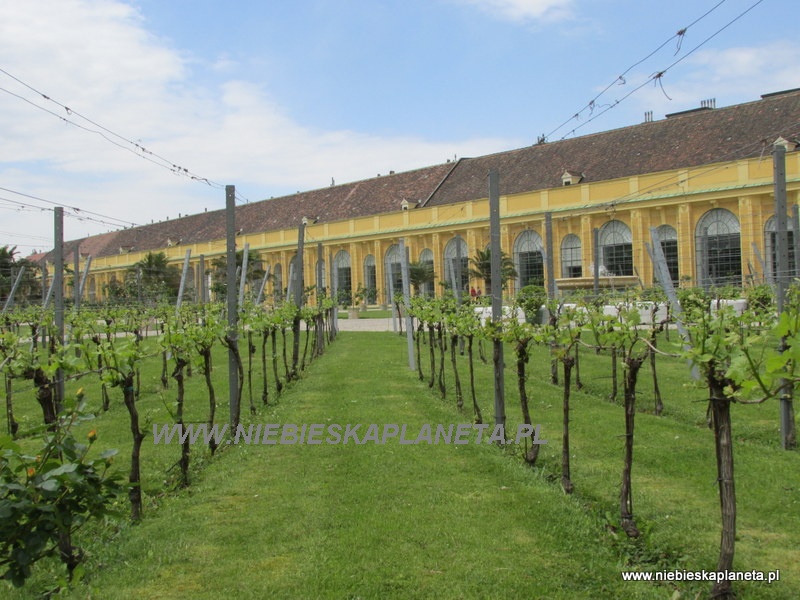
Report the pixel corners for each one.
[348,285,366,319]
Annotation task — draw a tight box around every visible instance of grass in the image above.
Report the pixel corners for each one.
[3,328,799,599]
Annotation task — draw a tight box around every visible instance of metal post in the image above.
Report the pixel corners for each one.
[225,185,240,430]
[291,223,305,377]
[752,242,768,284]
[545,213,556,299]
[774,144,789,312]
[40,260,48,306]
[294,226,305,309]
[647,228,698,380]
[238,243,250,306]
[53,208,64,411]
[316,243,324,304]
[388,260,397,332]
[329,250,338,332]
[488,169,505,431]
[792,204,800,278]
[199,255,206,305]
[176,249,191,315]
[287,262,295,304]
[454,234,463,305]
[78,256,92,302]
[399,239,415,370]
[73,245,80,310]
[1,267,25,314]
[256,265,271,305]
[593,227,600,296]
[774,143,796,449]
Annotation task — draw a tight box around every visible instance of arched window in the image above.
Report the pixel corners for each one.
[695,208,741,287]
[385,244,403,301]
[419,248,435,297]
[315,260,326,298]
[333,250,351,304]
[443,236,469,294]
[599,220,633,276]
[288,255,299,302]
[363,254,377,304]
[654,224,679,283]
[561,234,582,278]
[765,215,796,283]
[514,230,544,290]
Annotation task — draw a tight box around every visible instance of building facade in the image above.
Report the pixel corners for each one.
[57,89,800,304]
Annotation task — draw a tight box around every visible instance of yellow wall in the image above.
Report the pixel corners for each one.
[80,153,800,303]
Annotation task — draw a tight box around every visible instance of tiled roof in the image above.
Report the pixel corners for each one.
[53,163,455,259]
[57,89,800,259]
[423,88,800,206]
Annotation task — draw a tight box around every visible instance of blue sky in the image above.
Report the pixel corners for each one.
[0,0,797,252]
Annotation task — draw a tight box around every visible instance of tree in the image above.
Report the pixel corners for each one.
[209,250,266,301]
[468,247,517,295]
[125,252,181,304]
[408,261,435,296]
[0,246,41,306]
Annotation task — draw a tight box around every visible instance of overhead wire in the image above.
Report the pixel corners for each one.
[0,185,138,227]
[0,67,227,189]
[543,0,764,142]
[0,192,139,232]
[0,0,775,252]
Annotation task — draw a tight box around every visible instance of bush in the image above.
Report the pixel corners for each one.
[745,284,774,313]
[676,287,709,320]
[516,285,547,323]
[0,394,124,588]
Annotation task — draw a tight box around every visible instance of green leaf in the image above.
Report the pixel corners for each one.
[45,462,78,478]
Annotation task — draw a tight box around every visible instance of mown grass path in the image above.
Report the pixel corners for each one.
[56,332,661,599]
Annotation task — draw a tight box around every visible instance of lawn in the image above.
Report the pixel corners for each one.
[3,328,798,599]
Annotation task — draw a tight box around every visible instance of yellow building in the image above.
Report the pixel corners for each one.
[62,88,800,304]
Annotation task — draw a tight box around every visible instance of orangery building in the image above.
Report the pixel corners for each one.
[55,88,800,305]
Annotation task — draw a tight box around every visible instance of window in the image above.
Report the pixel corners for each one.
[695,208,741,287]
[333,250,351,304]
[514,230,544,290]
[655,224,679,283]
[561,234,582,278]
[288,255,299,301]
[315,260,326,297]
[384,245,404,301]
[599,220,633,276]
[419,248,435,297]
[364,254,377,303]
[443,237,469,294]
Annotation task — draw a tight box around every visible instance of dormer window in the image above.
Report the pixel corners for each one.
[561,170,583,186]
[401,199,417,211]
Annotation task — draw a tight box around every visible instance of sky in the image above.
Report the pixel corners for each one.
[0,0,798,254]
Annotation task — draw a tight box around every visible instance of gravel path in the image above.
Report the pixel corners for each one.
[334,316,399,332]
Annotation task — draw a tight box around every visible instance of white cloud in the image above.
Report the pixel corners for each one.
[453,0,574,23]
[625,41,800,121]
[0,0,520,245]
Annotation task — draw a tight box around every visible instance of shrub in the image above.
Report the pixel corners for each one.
[0,394,124,588]
[516,285,547,323]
